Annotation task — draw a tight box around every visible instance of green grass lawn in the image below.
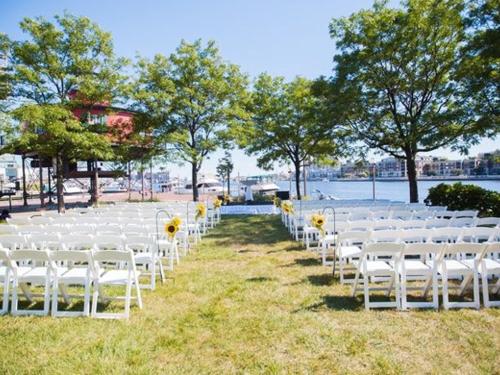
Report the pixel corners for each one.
[1,215,499,374]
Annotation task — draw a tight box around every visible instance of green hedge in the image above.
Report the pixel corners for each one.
[424,183,500,217]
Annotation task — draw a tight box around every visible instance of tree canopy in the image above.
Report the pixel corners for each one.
[326,0,492,202]
[133,40,249,201]
[238,74,348,200]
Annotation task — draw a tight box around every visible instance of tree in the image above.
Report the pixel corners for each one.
[458,0,499,133]
[328,0,488,202]
[133,40,249,201]
[5,13,125,211]
[239,74,347,200]
[216,151,233,195]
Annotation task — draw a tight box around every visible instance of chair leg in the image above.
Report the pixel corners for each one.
[11,280,18,315]
[51,282,59,317]
[432,270,439,310]
[1,278,9,315]
[363,274,370,310]
[124,279,132,319]
[481,269,490,308]
[91,283,99,317]
[400,272,407,310]
[442,271,449,310]
[394,271,401,310]
[135,274,143,309]
[43,278,51,316]
[83,280,90,317]
[472,270,480,309]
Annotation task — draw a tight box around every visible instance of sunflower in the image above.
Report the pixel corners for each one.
[195,203,207,221]
[311,213,326,237]
[171,216,182,227]
[165,221,179,239]
[273,196,282,208]
[281,200,294,215]
[213,197,222,209]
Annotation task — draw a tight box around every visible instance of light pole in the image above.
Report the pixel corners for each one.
[371,160,376,201]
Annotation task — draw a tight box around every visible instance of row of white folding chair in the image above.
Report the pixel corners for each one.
[350,242,500,310]
[0,246,142,319]
[0,233,168,289]
[319,227,499,266]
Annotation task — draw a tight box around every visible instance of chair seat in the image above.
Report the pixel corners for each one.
[364,260,392,274]
[429,259,471,274]
[393,260,431,273]
[339,246,362,258]
[17,266,51,282]
[322,234,337,244]
[58,267,91,283]
[463,258,500,273]
[0,266,8,281]
[99,270,141,285]
[134,253,153,263]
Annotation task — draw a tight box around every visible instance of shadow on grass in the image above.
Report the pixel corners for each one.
[294,295,364,312]
[306,273,335,286]
[246,277,278,283]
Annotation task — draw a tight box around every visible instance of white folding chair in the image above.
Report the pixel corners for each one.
[91,249,142,320]
[436,243,486,310]
[474,217,499,228]
[0,234,28,250]
[397,243,443,310]
[479,243,500,307]
[50,249,95,317]
[351,242,404,310]
[0,247,12,315]
[337,231,370,284]
[449,217,475,228]
[10,249,53,316]
[126,235,164,290]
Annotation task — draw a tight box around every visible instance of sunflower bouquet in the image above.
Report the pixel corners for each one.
[195,202,207,221]
[281,200,294,215]
[311,213,326,237]
[273,196,282,208]
[213,197,222,209]
[165,216,182,240]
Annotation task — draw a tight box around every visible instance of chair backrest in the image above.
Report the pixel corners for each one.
[460,227,498,243]
[337,230,370,245]
[398,229,432,243]
[6,217,32,226]
[441,243,487,259]
[363,242,404,257]
[347,220,373,231]
[96,225,123,235]
[93,235,124,250]
[453,210,478,219]
[434,211,455,219]
[62,234,95,250]
[425,218,450,229]
[402,243,444,257]
[390,211,413,220]
[412,210,434,220]
[93,249,135,264]
[429,227,463,243]
[371,211,390,220]
[398,220,426,230]
[16,225,48,235]
[50,249,93,265]
[0,235,27,250]
[9,249,51,263]
[370,230,400,243]
[449,217,475,228]
[125,236,156,253]
[0,225,18,235]
[475,217,499,228]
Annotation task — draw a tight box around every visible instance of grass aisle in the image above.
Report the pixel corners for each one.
[1,215,499,374]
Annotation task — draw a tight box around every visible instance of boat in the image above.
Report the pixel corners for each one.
[176,178,224,195]
[63,183,86,195]
[102,182,128,193]
[250,182,280,196]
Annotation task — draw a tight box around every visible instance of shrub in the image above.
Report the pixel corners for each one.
[424,183,500,217]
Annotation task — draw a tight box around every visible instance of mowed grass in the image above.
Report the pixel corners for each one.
[1,215,499,374]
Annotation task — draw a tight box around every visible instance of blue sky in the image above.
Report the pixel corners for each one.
[1,0,497,179]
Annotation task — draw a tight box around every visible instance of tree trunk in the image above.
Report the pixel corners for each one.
[405,153,419,203]
[141,162,145,202]
[39,161,45,208]
[56,154,65,213]
[127,161,131,201]
[21,155,28,206]
[149,159,154,202]
[92,160,99,207]
[227,172,230,196]
[192,163,199,202]
[294,162,302,200]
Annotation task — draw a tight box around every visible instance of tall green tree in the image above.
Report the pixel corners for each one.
[328,0,487,202]
[5,13,126,211]
[458,0,499,132]
[216,150,233,194]
[133,40,249,201]
[239,74,347,200]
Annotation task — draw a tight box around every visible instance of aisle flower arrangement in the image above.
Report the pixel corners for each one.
[281,200,294,215]
[311,213,326,237]
[273,196,282,208]
[213,197,222,209]
[195,202,207,221]
[165,216,182,239]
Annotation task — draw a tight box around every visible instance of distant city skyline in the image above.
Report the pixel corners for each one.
[1,0,497,179]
